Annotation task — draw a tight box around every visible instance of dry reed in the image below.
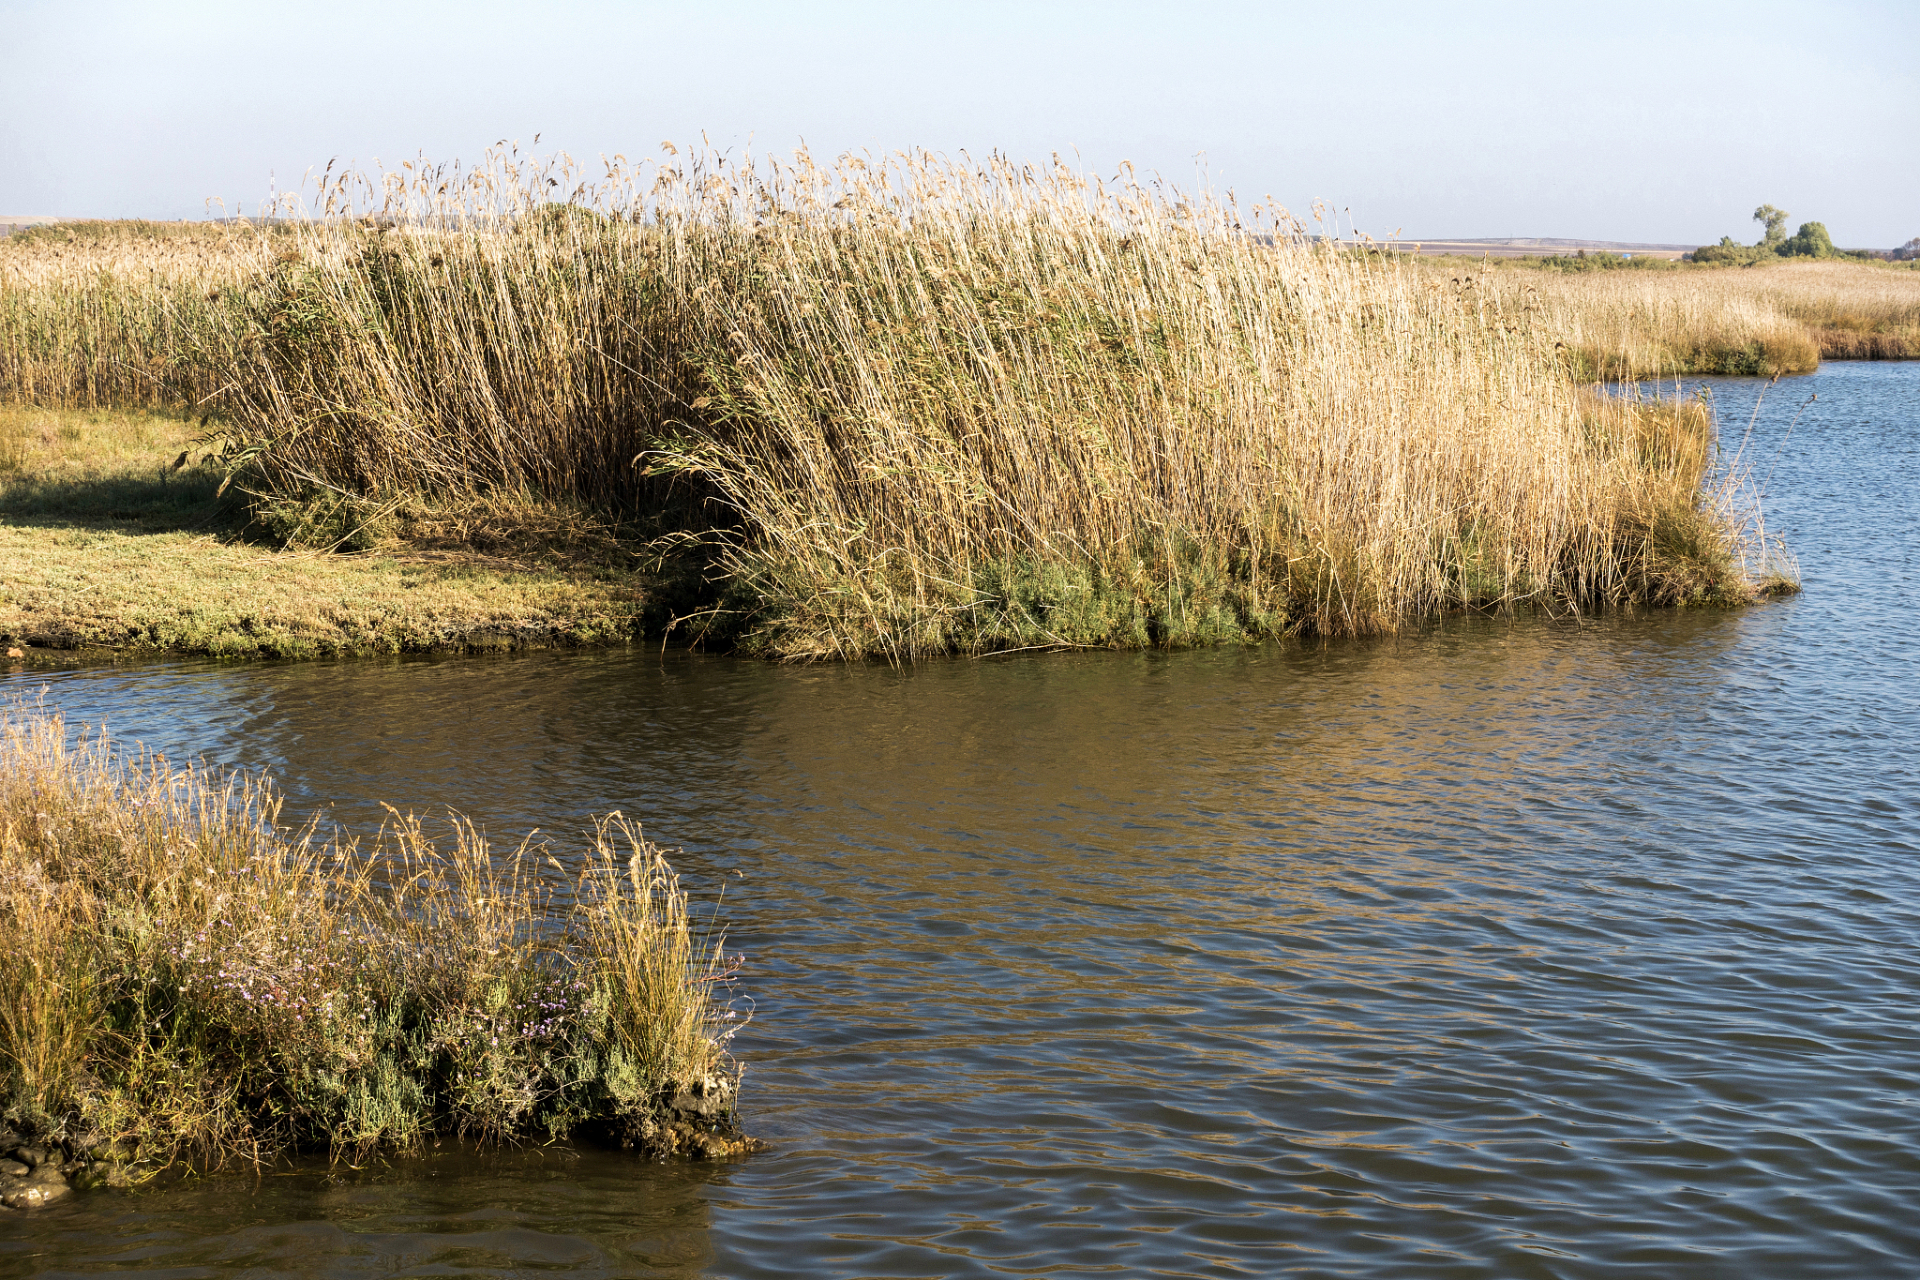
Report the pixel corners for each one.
[1457,258,1920,377]
[1,147,1799,658]
[0,221,265,407]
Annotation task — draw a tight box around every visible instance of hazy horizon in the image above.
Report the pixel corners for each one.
[2,0,1915,247]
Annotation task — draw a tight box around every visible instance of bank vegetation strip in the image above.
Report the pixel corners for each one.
[0,147,1832,660]
[0,404,652,658]
[0,699,751,1197]
[1439,257,1920,378]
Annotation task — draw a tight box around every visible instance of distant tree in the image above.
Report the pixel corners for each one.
[1780,221,1837,258]
[1894,237,1920,262]
[1753,204,1789,247]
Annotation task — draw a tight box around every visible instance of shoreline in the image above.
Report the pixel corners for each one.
[1,405,660,660]
[2,393,1793,664]
[0,522,654,659]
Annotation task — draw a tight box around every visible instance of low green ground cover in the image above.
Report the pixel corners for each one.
[0,404,658,658]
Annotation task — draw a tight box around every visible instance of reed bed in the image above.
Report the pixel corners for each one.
[0,221,266,408]
[1,148,1796,659]
[0,700,747,1177]
[1462,258,1920,378]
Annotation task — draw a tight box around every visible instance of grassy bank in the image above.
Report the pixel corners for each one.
[2,148,1801,660]
[1419,257,1920,378]
[1,404,657,657]
[0,700,750,1187]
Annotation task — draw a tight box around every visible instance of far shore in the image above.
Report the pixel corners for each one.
[1394,238,1695,259]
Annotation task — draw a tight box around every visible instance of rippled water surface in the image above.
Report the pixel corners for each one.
[3,363,1917,1278]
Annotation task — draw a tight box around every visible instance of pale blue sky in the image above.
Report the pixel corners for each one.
[2,0,1915,245]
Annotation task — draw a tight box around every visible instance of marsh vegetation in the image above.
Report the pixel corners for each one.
[1426,257,1920,378]
[0,402,655,658]
[0,699,748,1183]
[0,148,1809,660]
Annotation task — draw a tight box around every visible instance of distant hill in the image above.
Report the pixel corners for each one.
[0,217,67,238]
[1396,238,1697,260]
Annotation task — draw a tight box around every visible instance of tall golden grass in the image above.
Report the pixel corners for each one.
[0,147,1798,658]
[1456,257,1920,378]
[0,700,744,1173]
[1750,260,1920,359]
[0,221,263,407]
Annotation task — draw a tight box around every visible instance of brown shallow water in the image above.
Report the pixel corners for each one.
[2,363,1917,1278]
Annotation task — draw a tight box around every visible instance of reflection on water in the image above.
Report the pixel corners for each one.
[3,363,1918,1277]
[4,1148,726,1278]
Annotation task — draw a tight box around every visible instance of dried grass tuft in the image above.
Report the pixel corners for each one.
[0,699,742,1172]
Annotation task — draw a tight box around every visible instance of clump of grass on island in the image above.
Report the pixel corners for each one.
[2,146,1803,661]
[0,700,751,1191]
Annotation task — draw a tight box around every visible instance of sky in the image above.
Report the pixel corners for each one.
[2,0,1915,246]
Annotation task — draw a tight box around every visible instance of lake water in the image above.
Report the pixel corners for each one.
[2,363,1915,1278]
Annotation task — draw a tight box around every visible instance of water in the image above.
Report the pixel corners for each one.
[3,362,1916,1278]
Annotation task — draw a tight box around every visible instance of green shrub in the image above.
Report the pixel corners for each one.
[1688,236,1780,266]
[1780,221,1838,259]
